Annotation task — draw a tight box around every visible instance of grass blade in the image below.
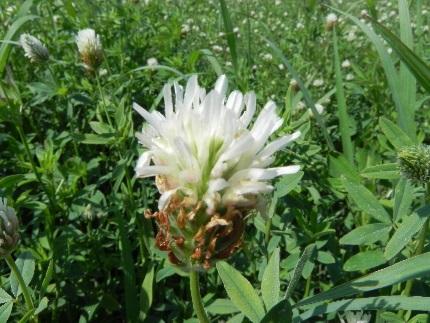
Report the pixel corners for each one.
[332,28,354,164]
[218,0,239,76]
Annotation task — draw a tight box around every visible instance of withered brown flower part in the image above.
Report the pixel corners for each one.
[145,193,249,270]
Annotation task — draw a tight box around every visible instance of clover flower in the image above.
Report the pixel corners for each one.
[134,75,300,269]
[0,199,19,257]
[326,13,338,30]
[75,28,103,71]
[19,34,49,63]
[340,311,371,323]
[398,145,430,184]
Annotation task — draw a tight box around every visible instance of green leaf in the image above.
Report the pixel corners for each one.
[285,244,316,300]
[342,178,391,224]
[379,117,415,149]
[40,259,53,299]
[218,0,238,74]
[0,11,38,77]
[295,252,430,308]
[393,177,415,222]
[299,296,430,321]
[216,261,265,323]
[261,248,280,311]
[343,250,386,272]
[317,251,335,264]
[10,252,35,297]
[35,297,48,315]
[385,205,430,260]
[0,289,12,304]
[360,163,400,180]
[139,265,154,320]
[206,299,239,315]
[340,223,392,246]
[0,302,13,323]
[80,133,115,145]
[0,174,26,190]
[368,9,430,94]
[275,172,304,198]
[89,121,113,135]
[260,299,293,323]
[329,155,360,182]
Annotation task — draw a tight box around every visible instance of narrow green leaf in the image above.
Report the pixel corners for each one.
[10,252,35,297]
[0,174,26,189]
[216,261,265,323]
[343,250,386,272]
[393,177,415,222]
[284,244,316,300]
[275,172,304,198]
[0,302,13,323]
[0,289,12,304]
[379,117,415,149]
[260,299,293,323]
[367,10,430,94]
[261,248,280,311]
[329,155,360,182]
[333,28,354,164]
[80,133,115,145]
[360,163,400,180]
[342,178,391,224]
[0,13,38,76]
[218,0,239,74]
[206,299,239,315]
[299,296,430,320]
[200,49,223,76]
[40,259,53,299]
[139,265,154,319]
[295,252,430,308]
[340,223,392,246]
[385,205,430,260]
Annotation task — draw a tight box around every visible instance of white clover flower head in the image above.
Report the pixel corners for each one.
[134,75,301,212]
[346,73,355,81]
[346,31,357,42]
[75,28,103,70]
[147,57,158,67]
[262,53,273,61]
[19,34,49,63]
[340,311,371,323]
[313,79,324,87]
[212,45,223,53]
[326,13,338,30]
[309,103,324,117]
[341,59,351,68]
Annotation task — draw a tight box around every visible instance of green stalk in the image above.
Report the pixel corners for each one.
[5,255,36,321]
[95,74,113,128]
[189,271,209,323]
[398,184,430,318]
[332,27,354,165]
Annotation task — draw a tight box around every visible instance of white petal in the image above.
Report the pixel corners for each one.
[163,84,173,118]
[240,92,256,127]
[133,103,165,133]
[135,165,171,178]
[258,131,301,159]
[135,151,152,169]
[208,178,229,192]
[226,91,244,115]
[158,189,177,210]
[214,74,228,96]
[234,182,274,195]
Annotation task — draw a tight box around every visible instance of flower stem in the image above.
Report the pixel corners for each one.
[189,271,209,323]
[5,255,35,319]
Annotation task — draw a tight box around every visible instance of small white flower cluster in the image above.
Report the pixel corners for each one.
[19,34,49,63]
[134,75,301,211]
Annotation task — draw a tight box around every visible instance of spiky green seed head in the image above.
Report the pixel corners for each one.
[398,145,430,184]
[0,199,19,257]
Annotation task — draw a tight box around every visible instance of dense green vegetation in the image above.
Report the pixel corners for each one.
[1,0,430,322]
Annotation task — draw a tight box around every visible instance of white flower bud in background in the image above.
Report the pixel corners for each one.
[309,103,324,117]
[340,311,371,323]
[346,73,354,81]
[75,28,103,71]
[262,53,272,61]
[341,59,351,68]
[313,79,324,87]
[212,45,223,53]
[19,34,50,63]
[326,13,338,30]
[147,57,158,67]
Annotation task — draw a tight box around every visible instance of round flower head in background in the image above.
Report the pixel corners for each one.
[75,28,103,71]
[326,13,338,30]
[0,199,19,257]
[134,75,301,269]
[398,144,430,185]
[19,34,49,63]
